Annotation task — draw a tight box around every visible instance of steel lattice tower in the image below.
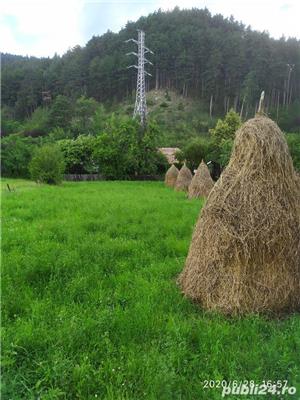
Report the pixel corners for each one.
[126,30,153,127]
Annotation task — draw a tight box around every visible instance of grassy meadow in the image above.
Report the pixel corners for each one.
[2,179,300,399]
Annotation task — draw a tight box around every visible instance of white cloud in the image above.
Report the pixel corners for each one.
[1,0,84,57]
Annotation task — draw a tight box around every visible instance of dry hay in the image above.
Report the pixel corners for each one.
[188,160,214,199]
[165,164,179,188]
[175,164,193,192]
[178,115,300,315]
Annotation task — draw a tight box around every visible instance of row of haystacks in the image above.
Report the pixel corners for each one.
[166,115,300,316]
[165,160,214,198]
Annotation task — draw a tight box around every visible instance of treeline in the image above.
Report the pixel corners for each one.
[2,109,299,184]
[2,7,300,130]
[1,115,169,180]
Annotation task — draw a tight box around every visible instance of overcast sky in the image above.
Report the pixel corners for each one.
[1,0,299,57]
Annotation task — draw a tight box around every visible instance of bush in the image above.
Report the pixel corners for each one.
[160,102,168,108]
[58,135,98,174]
[135,122,169,175]
[1,107,24,136]
[71,96,99,135]
[271,101,300,133]
[92,119,139,179]
[48,95,72,130]
[218,138,234,167]
[92,117,166,179]
[176,137,213,171]
[209,109,241,142]
[286,133,300,171]
[209,109,241,167]
[23,107,50,137]
[49,127,73,141]
[177,102,184,111]
[165,90,171,101]
[1,135,33,178]
[29,144,65,184]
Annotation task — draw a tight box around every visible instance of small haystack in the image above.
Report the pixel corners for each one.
[165,164,179,188]
[178,116,300,315]
[188,160,214,199]
[175,163,193,192]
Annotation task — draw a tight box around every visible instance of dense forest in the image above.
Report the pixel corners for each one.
[2,7,300,126]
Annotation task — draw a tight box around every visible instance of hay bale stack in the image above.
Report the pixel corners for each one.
[178,116,300,315]
[175,164,193,192]
[188,160,214,199]
[165,164,179,188]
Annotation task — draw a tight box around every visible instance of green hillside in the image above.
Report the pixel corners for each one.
[2,7,300,131]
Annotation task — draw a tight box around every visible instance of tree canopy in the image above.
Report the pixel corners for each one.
[2,7,300,126]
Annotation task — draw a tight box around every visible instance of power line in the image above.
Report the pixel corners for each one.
[126,30,153,127]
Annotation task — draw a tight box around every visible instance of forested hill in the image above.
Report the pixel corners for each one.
[2,7,300,121]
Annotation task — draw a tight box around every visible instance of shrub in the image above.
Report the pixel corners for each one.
[1,107,24,136]
[154,151,169,175]
[23,107,50,137]
[209,109,241,167]
[176,137,213,171]
[147,98,155,107]
[92,119,139,179]
[29,144,65,184]
[286,133,300,171]
[71,96,99,135]
[58,135,98,174]
[209,109,241,142]
[165,90,171,101]
[49,127,73,141]
[92,118,166,179]
[1,135,33,178]
[48,95,72,130]
[160,102,168,108]
[271,101,300,133]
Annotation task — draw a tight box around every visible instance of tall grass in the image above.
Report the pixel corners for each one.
[2,180,299,399]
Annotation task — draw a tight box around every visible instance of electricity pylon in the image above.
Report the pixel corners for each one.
[126,30,153,127]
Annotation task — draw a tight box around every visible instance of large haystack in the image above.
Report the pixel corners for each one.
[165,164,179,188]
[175,164,193,192]
[178,116,300,315]
[188,160,214,199]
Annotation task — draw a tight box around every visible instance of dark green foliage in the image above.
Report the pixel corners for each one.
[286,133,300,171]
[2,180,300,398]
[1,112,168,179]
[71,96,99,135]
[23,107,50,137]
[218,138,234,167]
[176,137,213,171]
[92,117,167,179]
[136,122,169,175]
[209,109,241,142]
[48,95,73,130]
[58,135,98,174]
[165,90,171,101]
[29,144,65,184]
[272,101,300,133]
[1,135,33,178]
[1,107,24,136]
[160,101,168,108]
[49,127,73,141]
[2,8,300,129]
[209,109,241,167]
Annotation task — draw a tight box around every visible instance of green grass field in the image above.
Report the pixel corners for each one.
[2,179,300,399]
